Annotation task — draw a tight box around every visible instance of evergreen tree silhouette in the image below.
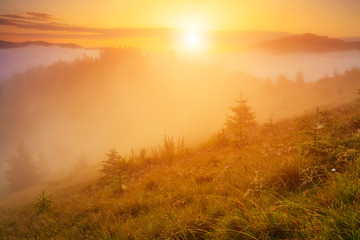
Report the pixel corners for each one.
[226,93,257,146]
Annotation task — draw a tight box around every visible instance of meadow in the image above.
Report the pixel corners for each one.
[1,1,360,239]
[1,87,359,239]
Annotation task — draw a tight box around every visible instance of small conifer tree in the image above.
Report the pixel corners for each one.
[101,149,124,177]
[34,190,52,214]
[226,93,257,146]
[101,149,126,192]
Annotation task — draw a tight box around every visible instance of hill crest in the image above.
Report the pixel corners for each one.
[246,33,360,54]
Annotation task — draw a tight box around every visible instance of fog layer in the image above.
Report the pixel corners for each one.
[0,46,99,81]
[211,50,360,82]
[0,48,359,191]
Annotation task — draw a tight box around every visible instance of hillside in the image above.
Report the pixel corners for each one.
[0,48,360,188]
[246,33,360,54]
[1,95,360,239]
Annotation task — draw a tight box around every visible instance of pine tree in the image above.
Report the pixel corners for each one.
[101,149,123,177]
[6,144,40,192]
[226,93,257,146]
[100,149,126,192]
[34,190,52,214]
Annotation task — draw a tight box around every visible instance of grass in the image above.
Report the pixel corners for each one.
[1,100,360,239]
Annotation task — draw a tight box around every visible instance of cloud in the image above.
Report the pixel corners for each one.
[0,13,177,40]
[0,14,101,33]
[0,12,177,35]
[0,18,16,26]
[0,12,59,22]
[26,12,58,21]
[1,14,31,20]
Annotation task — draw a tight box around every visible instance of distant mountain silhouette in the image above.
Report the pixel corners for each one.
[246,33,360,54]
[209,31,293,48]
[0,40,82,49]
[342,36,360,42]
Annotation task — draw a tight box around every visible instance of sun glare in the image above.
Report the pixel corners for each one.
[186,33,199,45]
[183,31,204,51]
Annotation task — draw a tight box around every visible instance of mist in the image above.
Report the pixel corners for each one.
[0,46,99,81]
[0,47,359,194]
[206,50,360,82]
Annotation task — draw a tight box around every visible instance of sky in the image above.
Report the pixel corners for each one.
[0,0,359,48]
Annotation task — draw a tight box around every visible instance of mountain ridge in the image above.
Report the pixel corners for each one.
[246,33,360,54]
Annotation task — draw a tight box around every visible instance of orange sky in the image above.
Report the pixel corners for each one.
[0,0,359,49]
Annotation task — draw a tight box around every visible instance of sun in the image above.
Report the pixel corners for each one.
[183,31,203,51]
[186,33,200,45]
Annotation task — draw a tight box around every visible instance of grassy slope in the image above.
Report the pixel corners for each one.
[1,99,360,240]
